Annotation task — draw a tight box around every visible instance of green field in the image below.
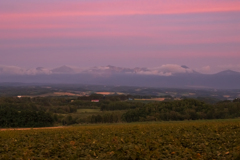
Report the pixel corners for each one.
[1,120,240,159]
[77,109,101,113]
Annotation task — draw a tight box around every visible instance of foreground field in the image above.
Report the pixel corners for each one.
[1,120,240,159]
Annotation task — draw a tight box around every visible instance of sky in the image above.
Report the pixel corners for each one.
[0,0,240,73]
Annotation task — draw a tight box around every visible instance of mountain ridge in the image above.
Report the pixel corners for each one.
[1,64,240,89]
[213,69,240,75]
[0,64,239,76]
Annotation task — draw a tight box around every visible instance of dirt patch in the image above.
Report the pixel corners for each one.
[0,126,66,131]
[95,92,115,95]
[135,98,165,101]
[223,95,230,98]
[189,93,196,95]
[152,98,165,101]
[53,92,83,96]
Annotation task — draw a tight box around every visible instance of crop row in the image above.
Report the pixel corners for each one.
[0,120,240,159]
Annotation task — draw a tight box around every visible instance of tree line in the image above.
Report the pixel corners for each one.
[122,99,240,122]
[69,99,240,124]
[0,108,53,128]
[1,97,240,127]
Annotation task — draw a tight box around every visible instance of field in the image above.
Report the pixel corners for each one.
[77,109,101,113]
[1,120,240,159]
[20,91,87,98]
[94,92,125,95]
[134,98,165,101]
[71,109,125,120]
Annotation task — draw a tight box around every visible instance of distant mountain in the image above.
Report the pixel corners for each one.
[51,65,76,74]
[0,64,240,89]
[0,64,195,76]
[26,67,52,75]
[85,65,130,73]
[83,64,194,76]
[214,70,240,76]
[0,65,25,75]
[84,65,150,75]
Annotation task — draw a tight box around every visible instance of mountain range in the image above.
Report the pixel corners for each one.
[0,64,240,89]
[0,64,195,76]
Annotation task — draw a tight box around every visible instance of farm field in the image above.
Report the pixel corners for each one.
[134,98,165,101]
[95,92,125,95]
[19,91,87,98]
[77,109,101,113]
[1,120,240,159]
[70,109,125,120]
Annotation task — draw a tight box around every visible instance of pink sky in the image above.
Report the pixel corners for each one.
[0,0,240,73]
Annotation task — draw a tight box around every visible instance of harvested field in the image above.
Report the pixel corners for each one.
[53,92,83,96]
[135,98,165,101]
[95,92,125,95]
[0,126,66,131]
[95,92,115,95]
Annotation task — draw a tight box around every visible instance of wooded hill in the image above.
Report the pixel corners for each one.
[0,95,240,127]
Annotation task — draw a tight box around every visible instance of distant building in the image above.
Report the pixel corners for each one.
[91,100,99,102]
[17,95,22,98]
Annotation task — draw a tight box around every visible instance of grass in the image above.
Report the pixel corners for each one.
[77,109,101,113]
[69,109,127,119]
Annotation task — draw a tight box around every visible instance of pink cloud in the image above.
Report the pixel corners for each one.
[1,0,240,18]
[1,0,239,46]
[0,0,239,66]
[1,25,239,46]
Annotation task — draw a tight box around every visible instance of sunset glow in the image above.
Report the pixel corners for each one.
[0,0,240,73]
